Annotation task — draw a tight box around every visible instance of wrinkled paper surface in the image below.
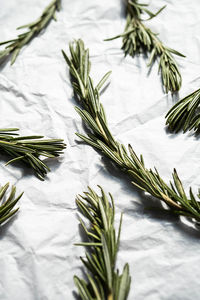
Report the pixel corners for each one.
[0,0,200,299]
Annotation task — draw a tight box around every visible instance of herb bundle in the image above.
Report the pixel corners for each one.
[166,88,200,133]
[0,128,66,180]
[105,0,184,93]
[0,0,61,65]
[75,186,131,299]
[0,182,22,226]
[63,39,200,223]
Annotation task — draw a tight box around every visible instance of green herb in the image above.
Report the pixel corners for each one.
[0,128,66,180]
[0,0,61,65]
[166,88,200,133]
[105,0,185,93]
[75,186,131,300]
[0,182,23,226]
[63,39,200,223]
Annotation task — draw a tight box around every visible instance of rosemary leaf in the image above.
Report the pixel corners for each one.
[0,183,22,226]
[63,39,200,223]
[165,88,200,133]
[0,128,66,180]
[75,186,131,299]
[0,0,61,65]
[105,0,185,93]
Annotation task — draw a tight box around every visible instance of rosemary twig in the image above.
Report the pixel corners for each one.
[166,88,200,133]
[105,0,185,93]
[0,182,22,226]
[63,39,200,223]
[75,186,131,300]
[0,0,61,65]
[0,128,66,180]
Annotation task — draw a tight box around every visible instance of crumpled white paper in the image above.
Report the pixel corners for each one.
[0,0,200,299]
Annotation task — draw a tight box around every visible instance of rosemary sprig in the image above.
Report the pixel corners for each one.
[105,0,185,93]
[0,0,61,65]
[165,88,200,133]
[0,128,66,180]
[0,182,22,226]
[75,186,131,300]
[63,39,200,223]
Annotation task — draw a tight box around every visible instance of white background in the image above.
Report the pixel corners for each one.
[0,0,200,299]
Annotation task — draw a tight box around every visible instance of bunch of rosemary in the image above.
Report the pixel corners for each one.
[0,183,22,226]
[0,128,66,180]
[105,0,184,93]
[0,0,61,65]
[75,186,131,299]
[63,39,200,223]
[166,88,200,133]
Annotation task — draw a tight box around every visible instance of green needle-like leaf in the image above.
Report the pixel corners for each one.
[166,88,200,133]
[63,39,200,224]
[105,0,185,93]
[0,183,22,226]
[0,128,66,180]
[0,0,61,65]
[74,186,131,300]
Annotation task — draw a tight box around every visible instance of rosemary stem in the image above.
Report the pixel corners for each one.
[63,39,200,224]
[0,0,61,65]
[106,0,184,93]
